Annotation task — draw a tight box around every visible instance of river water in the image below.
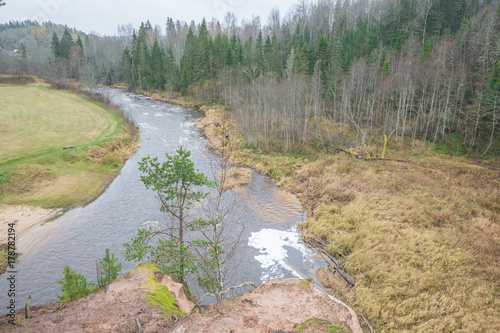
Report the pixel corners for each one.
[1,89,327,308]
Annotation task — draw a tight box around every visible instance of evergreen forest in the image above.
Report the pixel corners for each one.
[1,0,499,156]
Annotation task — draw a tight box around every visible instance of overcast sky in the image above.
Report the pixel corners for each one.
[0,0,298,35]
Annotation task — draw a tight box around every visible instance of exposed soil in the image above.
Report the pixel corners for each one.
[0,264,183,333]
[177,279,362,333]
[0,265,363,333]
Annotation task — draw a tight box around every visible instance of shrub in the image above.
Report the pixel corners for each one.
[57,264,94,305]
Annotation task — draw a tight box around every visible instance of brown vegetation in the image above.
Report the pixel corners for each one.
[221,167,252,190]
[234,147,500,332]
[177,93,500,332]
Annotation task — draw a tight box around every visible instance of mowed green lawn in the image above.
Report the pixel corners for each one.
[0,84,134,208]
[0,86,117,164]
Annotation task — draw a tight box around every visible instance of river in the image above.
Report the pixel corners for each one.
[0,89,327,308]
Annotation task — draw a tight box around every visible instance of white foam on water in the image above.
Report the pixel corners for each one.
[180,122,197,127]
[248,228,307,282]
[137,123,158,130]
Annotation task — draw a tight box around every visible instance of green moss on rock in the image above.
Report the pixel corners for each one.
[298,317,349,332]
[134,263,184,317]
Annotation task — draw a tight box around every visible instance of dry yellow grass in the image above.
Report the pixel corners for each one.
[221,168,252,190]
[136,94,500,332]
[221,131,500,332]
[278,155,500,332]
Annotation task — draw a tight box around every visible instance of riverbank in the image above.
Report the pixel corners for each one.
[0,263,363,332]
[0,77,140,274]
[135,90,500,332]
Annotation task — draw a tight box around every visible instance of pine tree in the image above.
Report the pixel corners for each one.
[57,264,94,305]
[99,248,122,286]
[124,147,214,283]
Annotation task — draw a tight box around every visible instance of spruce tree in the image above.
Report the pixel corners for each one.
[295,42,310,76]
[75,35,83,50]
[243,35,253,66]
[121,47,133,89]
[254,30,265,76]
[51,32,60,58]
[58,29,73,59]
[149,38,165,90]
[194,19,211,83]
[268,30,281,78]
[180,27,196,94]
[316,34,329,81]
[164,45,177,93]
[133,25,150,91]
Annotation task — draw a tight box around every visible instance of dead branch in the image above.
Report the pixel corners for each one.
[135,318,142,333]
[305,237,355,287]
[193,281,257,308]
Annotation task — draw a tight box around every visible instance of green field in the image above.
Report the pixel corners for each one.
[0,84,137,208]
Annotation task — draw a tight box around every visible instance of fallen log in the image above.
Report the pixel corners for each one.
[305,237,355,287]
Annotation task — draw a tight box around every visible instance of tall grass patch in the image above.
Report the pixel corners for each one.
[232,140,500,332]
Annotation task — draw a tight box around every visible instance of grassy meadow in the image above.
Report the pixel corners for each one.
[0,81,138,208]
[194,103,500,333]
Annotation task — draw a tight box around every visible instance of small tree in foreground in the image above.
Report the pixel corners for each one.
[124,147,214,283]
[191,120,246,301]
[57,264,94,305]
[98,248,122,286]
[124,145,251,301]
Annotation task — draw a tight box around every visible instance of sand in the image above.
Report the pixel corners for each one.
[0,205,61,244]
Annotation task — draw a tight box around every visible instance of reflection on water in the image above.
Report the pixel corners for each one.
[0,89,326,309]
[233,173,303,223]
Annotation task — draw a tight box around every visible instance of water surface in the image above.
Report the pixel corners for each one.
[0,89,327,308]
